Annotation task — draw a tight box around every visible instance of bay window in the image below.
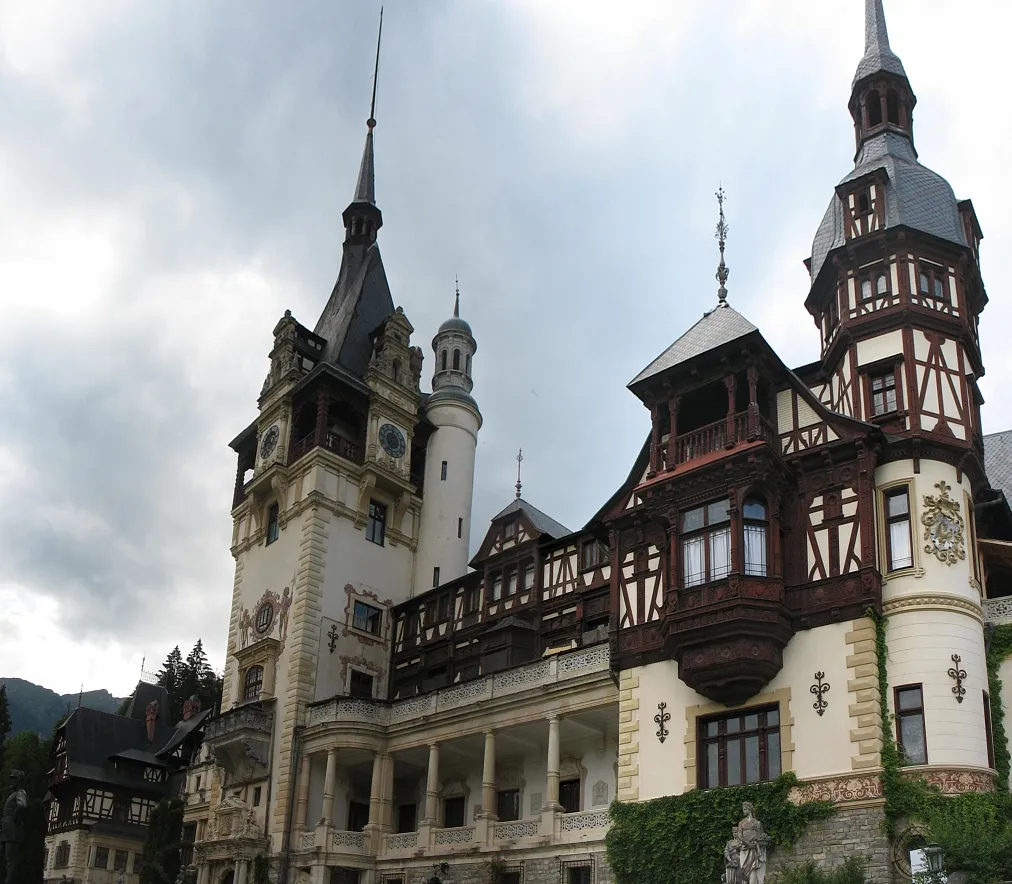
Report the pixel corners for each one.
[682,499,731,587]
[743,499,768,577]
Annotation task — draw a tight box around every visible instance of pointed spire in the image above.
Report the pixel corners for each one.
[853,0,907,87]
[352,7,383,205]
[715,186,729,306]
[515,448,523,500]
[454,275,460,317]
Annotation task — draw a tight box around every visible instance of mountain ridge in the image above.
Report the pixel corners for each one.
[0,677,126,736]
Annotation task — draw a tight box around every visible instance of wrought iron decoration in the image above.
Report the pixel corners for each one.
[810,671,831,716]
[327,622,340,653]
[654,702,671,744]
[948,654,967,703]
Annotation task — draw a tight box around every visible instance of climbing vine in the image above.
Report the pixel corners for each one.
[985,623,1012,788]
[605,773,834,884]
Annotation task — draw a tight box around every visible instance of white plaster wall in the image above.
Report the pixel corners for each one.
[582,737,617,809]
[856,330,903,366]
[769,622,853,781]
[633,622,856,801]
[885,608,989,769]
[307,753,326,827]
[415,399,481,594]
[875,459,979,607]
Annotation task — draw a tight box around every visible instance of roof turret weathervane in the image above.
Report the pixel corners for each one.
[715,186,729,306]
[515,448,523,500]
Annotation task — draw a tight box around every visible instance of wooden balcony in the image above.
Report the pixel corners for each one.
[672,409,775,466]
[288,431,363,466]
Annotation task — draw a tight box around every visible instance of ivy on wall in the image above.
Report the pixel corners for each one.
[985,623,1012,788]
[606,773,834,884]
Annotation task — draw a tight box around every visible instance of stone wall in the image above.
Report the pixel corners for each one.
[390,850,613,884]
[767,804,892,884]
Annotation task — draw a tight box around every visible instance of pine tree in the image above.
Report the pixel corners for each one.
[0,730,51,884]
[0,684,11,743]
[138,798,184,884]
[157,646,184,721]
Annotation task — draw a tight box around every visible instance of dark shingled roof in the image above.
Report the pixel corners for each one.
[810,133,966,281]
[853,0,907,87]
[629,303,758,387]
[492,498,571,540]
[985,430,1012,499]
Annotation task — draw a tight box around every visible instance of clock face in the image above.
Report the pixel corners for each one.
[378,423,406,458]
[260,425,280,460]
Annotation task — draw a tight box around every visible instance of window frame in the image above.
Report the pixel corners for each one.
[266,503,280,545]
[869,368,899,417]
[441,461,448,481]
[697,705,781,789]
[883,485,914,573]
[503,520,516,540]
[559,778,581,814]
[93,847,110,870]
[443,795,466,828]
[825,290,840,342]
[433,567,441,588]
[352,600,383,635]
[348,669,375,699]
[366,499,387,546]
[243,665,264,701]
[113,850,128,873]
[680,498,732,588]
[496,788,520,822]
[895,684,928,766]
[742,498,768,578]
[917,261,949,303]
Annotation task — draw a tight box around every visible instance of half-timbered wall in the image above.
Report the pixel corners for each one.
[777,389,840,456]
[910,330,971,441]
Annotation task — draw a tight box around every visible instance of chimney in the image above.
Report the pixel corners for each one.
[145,700,159,743]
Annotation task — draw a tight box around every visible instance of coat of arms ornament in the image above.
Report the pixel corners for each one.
[921,481,966,565]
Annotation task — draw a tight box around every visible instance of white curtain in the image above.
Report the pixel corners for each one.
[710,527,731,580]
[683,536,705,587]
[744,524,767,576]
[890,520,913,569]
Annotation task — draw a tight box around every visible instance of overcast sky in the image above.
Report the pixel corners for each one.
[2,0,1010,698]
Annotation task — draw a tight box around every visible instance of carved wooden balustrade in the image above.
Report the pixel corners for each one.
[673,410,775,465]
[288,431,363,466]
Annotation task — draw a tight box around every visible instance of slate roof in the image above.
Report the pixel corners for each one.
[492,498,572,540]
[853,0,907,87]
[629,303,758,387]
[985,430,1012,499]
[809,132,966,281]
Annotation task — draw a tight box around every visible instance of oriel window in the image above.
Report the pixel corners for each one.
[366,500,387,546]
[742,499,768,577]
[681,499,731,588]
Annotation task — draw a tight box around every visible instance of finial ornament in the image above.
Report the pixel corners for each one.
[454,275,460,318]
[515,448,523,500]
[367,7,384,130]
[715,186,730,305]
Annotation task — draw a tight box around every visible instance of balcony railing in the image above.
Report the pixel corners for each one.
[203,706,273,742]
[288,431,363,466]
[674,410,775,465]
[984,597,1012,625]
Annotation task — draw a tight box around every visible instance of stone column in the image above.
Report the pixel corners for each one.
[544,714,562,810]
[294,752,312,830]
[480,730,496,818]
[320,748,338,826]
[379,753,395,832]
[364,751,385,854]
[235,859,249,884]
[197,862,209,884]
[423,743,441,824]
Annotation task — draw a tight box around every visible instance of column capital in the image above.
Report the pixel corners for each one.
[546,712,560,722]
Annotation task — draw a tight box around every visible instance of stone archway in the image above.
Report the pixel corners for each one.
[220,869,235,884]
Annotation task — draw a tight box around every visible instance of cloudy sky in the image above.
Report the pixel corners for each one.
[1,0,1010,698]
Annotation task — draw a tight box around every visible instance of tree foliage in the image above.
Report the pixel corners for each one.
[775,857,867,884]
[605,773,834,884]
[138,798,184,884]
[153,641,223,723]
[0,729,53,884]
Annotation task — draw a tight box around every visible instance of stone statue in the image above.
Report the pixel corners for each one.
[1,770,28,884]
[736,801,771,884]
[722,827,742,884]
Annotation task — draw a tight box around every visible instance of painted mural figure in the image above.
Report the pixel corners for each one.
[238,608,253,648]
[722,827,743,884]
[736,802,770,884]
[1,770,28,884]
[278,586,292,641]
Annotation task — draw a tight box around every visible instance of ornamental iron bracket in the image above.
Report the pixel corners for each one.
[327,623,339,653]
[810,671,830,716]
[654,702,670,744]
[947,654,967,703]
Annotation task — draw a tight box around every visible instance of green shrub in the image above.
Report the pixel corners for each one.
[774,857,867,884]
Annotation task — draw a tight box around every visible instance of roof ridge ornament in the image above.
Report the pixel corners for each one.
[454,275,460,317]
[352,7,384,204]
[368,7,383,131]
[515,448,523,500]
[715,186,730,306]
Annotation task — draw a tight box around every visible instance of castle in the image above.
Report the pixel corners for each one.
[136,3,1012,883]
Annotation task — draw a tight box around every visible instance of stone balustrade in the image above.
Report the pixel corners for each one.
[306,643,611,727]
[984,597,1012,625]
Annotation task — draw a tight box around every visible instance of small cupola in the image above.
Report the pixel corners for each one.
[431,281,477,396]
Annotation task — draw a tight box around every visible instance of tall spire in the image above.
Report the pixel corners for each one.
[454,275,460,318]
[852,0,907,87]
[715,186,729,306]
[352,7,383,205]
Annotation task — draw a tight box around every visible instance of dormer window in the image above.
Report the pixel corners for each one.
[503,520,516,540]
[857,191,871,215]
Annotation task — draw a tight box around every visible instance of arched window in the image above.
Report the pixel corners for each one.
[453,349,461,371]
[441,350,448,372]
[743,499,768,577]
[243,665,264,701]
[876,273,888,296]
[391,359,401,383]
[861,278,872,301]
[857,192,870,214]
[886,89,900,125]
[867,90,882,127]
[465,354,471,375]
